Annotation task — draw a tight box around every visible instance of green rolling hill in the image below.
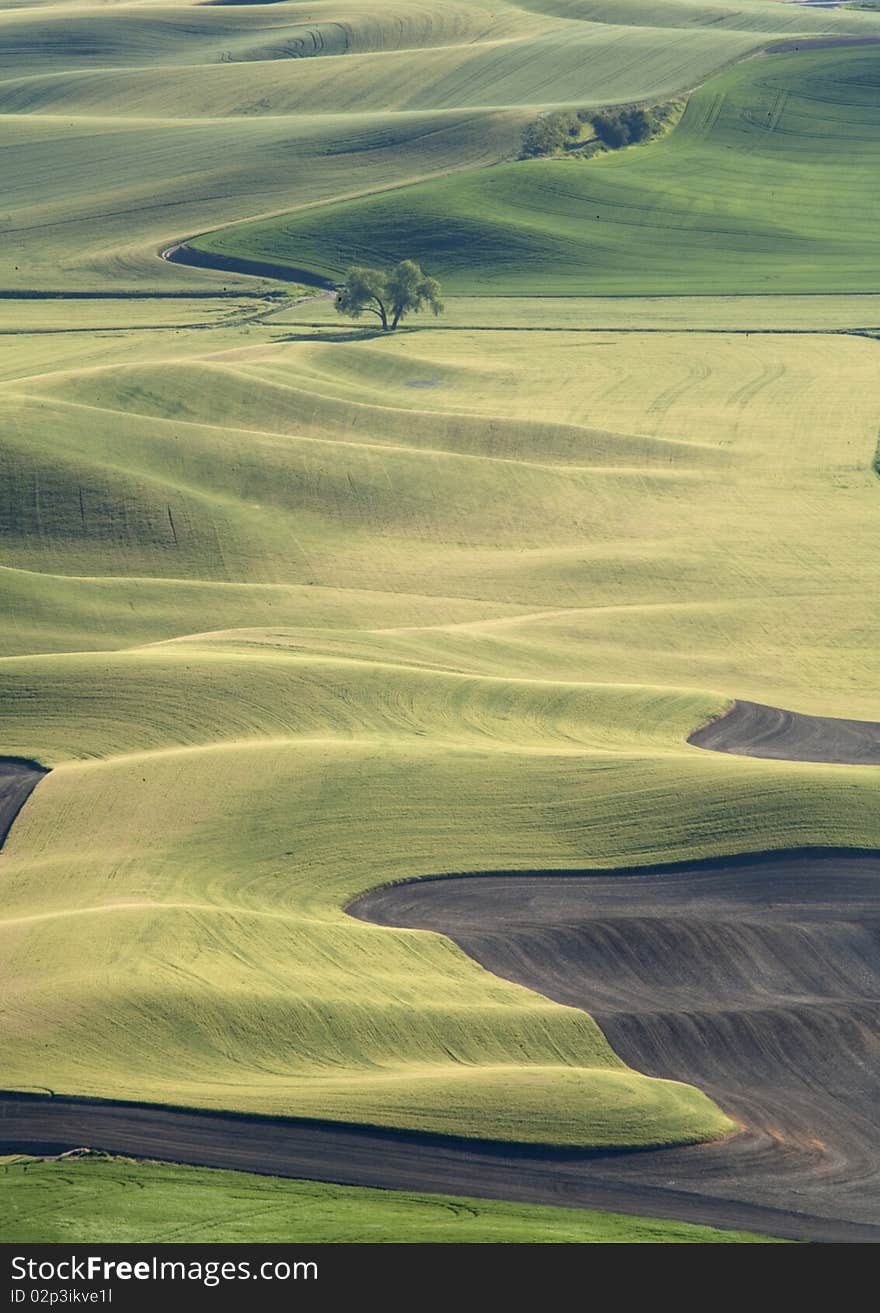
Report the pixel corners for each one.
[191,46,880,293]
[2,0,879,1246]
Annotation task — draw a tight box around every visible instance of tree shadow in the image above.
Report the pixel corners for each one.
[269,325,390,344]
[270,322,438,344]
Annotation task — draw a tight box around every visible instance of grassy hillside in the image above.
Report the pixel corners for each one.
[3,0,879,1241]
[275,291,880,331]
[193,47,880,293]
[2,324,878,1146]
[4,0,879,290]
[1,1156,783,1243]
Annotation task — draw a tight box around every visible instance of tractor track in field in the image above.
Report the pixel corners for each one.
[0,285,331,336]
[2,700,879,1242]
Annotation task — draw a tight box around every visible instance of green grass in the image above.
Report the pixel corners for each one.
[2,325,879,1147]
[3,0,880,1242]
[0,1156,785,1243]
[1,107,526,294]
[274,292,880,332]
[193,48,880,294]
[4,0,879,293]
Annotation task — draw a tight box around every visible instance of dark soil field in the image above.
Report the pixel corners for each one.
[0,759,46,847]
[690,700,880,765]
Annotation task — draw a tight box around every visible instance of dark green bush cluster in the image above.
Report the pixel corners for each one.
[520,104,661,160]
[519,111,581,158]
[592,107,653,149]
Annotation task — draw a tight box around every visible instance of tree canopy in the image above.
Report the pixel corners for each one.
[592,107,653,149]
[335,260,443,330]
[519,105,659,159]
[519,111,581,158]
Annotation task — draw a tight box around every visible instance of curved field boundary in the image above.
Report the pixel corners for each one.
[160,242,335,290]
[3,849,879,1242]
[350,848,880,1238]
[689,700,880,765]
[159,35,880,302]
[0,1085,872,1244]
[0,757,47,849]
[766,35,880,54]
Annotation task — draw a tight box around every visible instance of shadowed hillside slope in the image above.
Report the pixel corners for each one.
[2,0,879,1241]
[2,325,878,1154]
[194,46,880,292]
[4,0,880,289]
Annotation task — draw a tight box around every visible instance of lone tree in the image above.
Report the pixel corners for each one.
[335,260,443,331]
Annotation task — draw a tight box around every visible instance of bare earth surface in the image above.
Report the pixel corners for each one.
[2,720,879,1241]
[352,850,880,1240]
[0,758,46,848]
[689,700,880,765]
